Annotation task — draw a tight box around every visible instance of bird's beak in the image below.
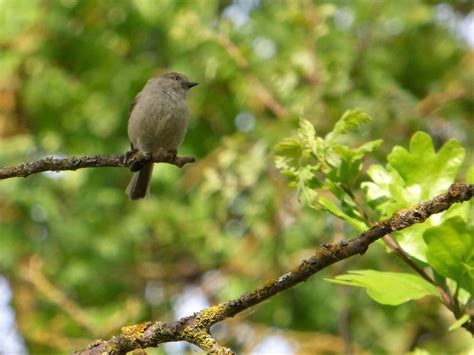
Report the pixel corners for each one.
[185,81,199,89]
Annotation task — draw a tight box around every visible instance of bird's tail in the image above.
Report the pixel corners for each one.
[125,162,154,200]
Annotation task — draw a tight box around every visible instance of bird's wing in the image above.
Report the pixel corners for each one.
[128,92,141,150]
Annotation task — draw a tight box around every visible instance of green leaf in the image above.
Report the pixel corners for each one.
[331,139,383,184]
[363,132,467,261]
[363,165,406,214]
[275,110,379,231]
[388,131,464,198]
[423,217,473,295]
[298,118,317,153]
[365,132,465,209]
[318,197,368,232]
[448,314,470,331]
[325,270,440,305]
[353,139,384,156]
[296,165,318,207]
[467,165,474,184]
[330,108,371,136]
[274,137,303,160]
[393,224,429,262]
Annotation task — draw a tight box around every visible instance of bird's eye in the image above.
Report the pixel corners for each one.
[173,75,179,81]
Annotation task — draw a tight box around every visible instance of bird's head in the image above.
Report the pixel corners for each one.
[156,72,198,93]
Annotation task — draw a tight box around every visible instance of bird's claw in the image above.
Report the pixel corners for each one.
[127,149,146,172]
[168,149,178,158]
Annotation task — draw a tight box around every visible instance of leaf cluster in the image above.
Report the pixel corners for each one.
[276,113,472,330]
[275,109,381,231]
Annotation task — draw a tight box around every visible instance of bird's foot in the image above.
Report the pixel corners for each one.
[127,149,147,172]
[168,148,178,157]
[167,149,178,161]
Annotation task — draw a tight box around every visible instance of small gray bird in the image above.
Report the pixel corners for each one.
[126,72,198,200]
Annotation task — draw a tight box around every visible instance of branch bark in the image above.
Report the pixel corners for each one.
[0,149,195,179]
[75,183,473,354]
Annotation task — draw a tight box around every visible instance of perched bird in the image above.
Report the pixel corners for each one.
[126,72,198,200]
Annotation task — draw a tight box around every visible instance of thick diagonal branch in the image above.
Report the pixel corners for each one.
[0,149,195,179]
[75,183,473,354]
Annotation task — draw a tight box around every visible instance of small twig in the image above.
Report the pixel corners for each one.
[452,283,461,317]
[383,235,431,282]
[0,149,195,179]
[75,183,473,354]
[383,234,454,309]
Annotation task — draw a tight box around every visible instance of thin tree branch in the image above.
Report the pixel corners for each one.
[75,183,473,354]
[0,149,195,179]
[383,234,454,309]
[383,235,434,284]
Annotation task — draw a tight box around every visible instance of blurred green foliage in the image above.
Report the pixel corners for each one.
[0,0,472,353]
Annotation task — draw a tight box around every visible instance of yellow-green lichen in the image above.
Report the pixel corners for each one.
[122,322,151,338]
[194,305,223,326]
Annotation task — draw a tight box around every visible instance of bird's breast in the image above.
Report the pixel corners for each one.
[128,93,189,152]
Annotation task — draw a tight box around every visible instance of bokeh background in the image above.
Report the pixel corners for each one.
[0,0,473,353]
